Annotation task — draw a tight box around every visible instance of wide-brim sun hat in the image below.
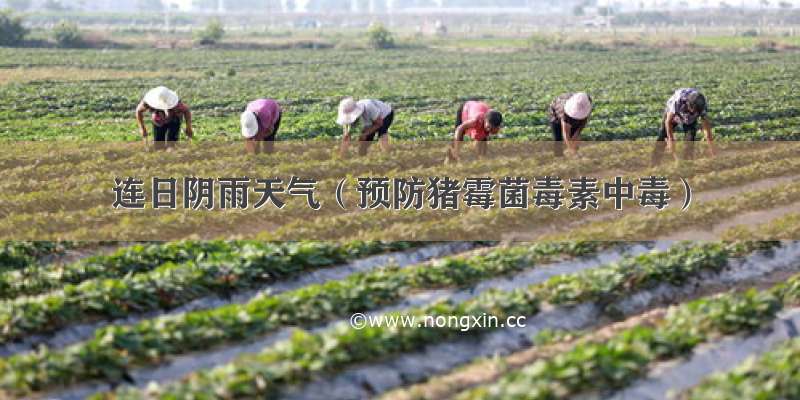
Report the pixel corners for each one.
[565,92,592,120]
[241,111,259,139]
[144,86,180,111]
[337,97,365,126]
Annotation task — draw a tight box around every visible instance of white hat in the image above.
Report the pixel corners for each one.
[144,86,180,111]
[336,97,365,126]
[564,92,592,120]
[241,111,259,139]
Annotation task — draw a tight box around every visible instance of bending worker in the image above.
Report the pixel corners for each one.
[241,98,282,154]
[655,88,715,162]
[449,99,503,161]
[547,92,592,157]
[135,86,193,149]
[336,97,394,156]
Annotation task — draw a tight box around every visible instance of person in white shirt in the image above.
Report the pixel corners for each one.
[336,97,394,156]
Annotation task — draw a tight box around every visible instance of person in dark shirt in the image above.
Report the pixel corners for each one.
[548,92,592,157]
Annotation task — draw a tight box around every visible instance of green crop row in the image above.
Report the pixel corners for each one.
[679,274,800,400]
[93,242,770,399]
[0,241,70,273]
[683,336,800,400]
[0,241,415,342]
[1,240,411,300]
[1,241,242,299]
[457,274,800,399]
[0,242,602,395]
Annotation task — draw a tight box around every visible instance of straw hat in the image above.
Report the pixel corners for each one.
[337,97,365,126]
[241,111,259,139]
[144,86,180,111]
[565,92,592,120]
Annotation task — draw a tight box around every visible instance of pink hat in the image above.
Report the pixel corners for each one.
[565,92,592,120]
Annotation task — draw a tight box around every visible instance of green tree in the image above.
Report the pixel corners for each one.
[0,9,27,46]
[6,0,32,11]
[195,18,225,45]
[53,20,83,48]
[367,22,394,49]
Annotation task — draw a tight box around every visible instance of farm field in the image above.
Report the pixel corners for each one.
[0,239,800,400]
[0,140,798,240]
[1,47,800,141]
[2,31,800,400]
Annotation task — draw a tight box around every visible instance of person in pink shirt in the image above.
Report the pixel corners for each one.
[241,99,282,154]
[449,100,503,161]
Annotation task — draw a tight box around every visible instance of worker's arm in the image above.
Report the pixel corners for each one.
[340,124,352,157]
[664,112,677,152]
[701,117,713,142]
[452,118,478,160]
[701,117,715,157]
[135,101,148,138]
[561,118,578,154]
[184,107,193,139]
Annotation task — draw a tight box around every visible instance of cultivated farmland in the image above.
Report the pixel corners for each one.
[1,41,800,400]
[1,47,799,141]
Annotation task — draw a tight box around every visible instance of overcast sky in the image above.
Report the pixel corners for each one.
[159,0,800,10]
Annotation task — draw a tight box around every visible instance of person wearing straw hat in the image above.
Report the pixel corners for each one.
[135,86,193,149]
[241,98,282,155]
[448,100,503,161]
[548,92,592,157]
[336,97,394,156]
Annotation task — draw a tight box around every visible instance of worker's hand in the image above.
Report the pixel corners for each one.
[140,127,148,138]
[565,147,579,158]
[185,127,194,140]
[707,142,717,158]
[445,147,459,164]
[665,140,675,154]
